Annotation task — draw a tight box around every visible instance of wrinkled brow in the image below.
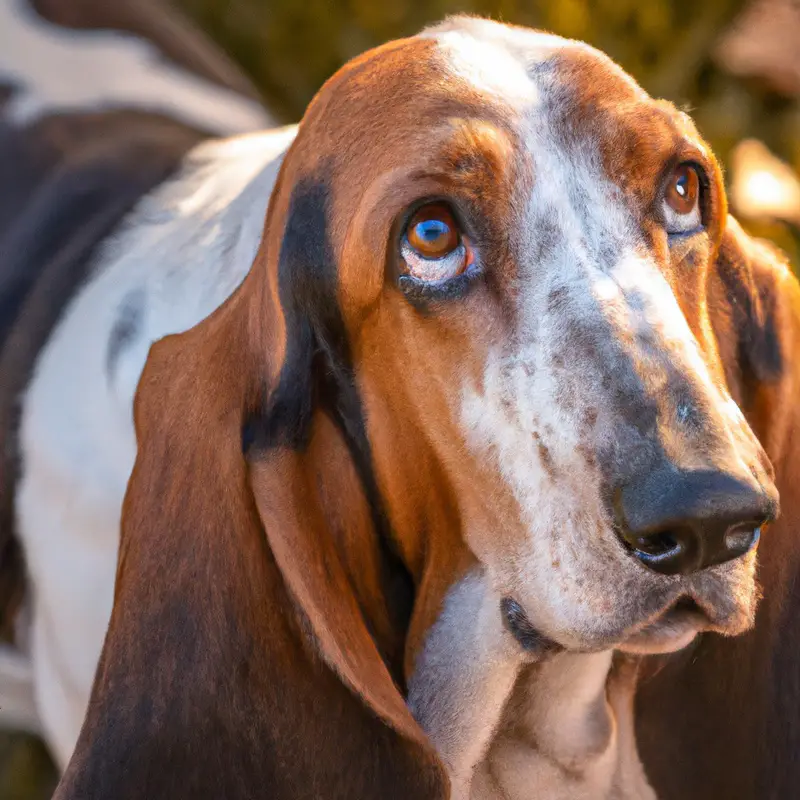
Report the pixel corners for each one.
[411,119,522,199]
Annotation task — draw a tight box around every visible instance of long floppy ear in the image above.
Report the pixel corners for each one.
[706,217,796,454]
[54,170,448,800]
[635,216,800,799]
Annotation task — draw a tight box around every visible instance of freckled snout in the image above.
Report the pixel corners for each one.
[614,466,778,576]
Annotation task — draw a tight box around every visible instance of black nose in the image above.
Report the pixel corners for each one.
[614,468,776,576]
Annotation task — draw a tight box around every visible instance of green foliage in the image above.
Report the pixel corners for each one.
[0,733,57,800]
[176,0,745,128]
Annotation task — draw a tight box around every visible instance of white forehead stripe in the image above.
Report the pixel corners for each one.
[0,0,272,134]
[424,18,647,113]
[429,30,540,103]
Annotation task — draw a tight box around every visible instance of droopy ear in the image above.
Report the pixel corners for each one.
[53,172,448,800]
[708,215,799,461]
[636,219,800,798]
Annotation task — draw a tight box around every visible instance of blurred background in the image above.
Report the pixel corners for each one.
[173,0,800,263]
[1,0,799,796]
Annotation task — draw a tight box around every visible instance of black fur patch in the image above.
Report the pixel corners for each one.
[748,282,783,382]
[244,173,415,683]
[243,176,331,452]
[0,84,14,111]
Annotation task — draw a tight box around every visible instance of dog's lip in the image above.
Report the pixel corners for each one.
[502,593,740,657]
[500,597,563,657]
[617,598,707,655]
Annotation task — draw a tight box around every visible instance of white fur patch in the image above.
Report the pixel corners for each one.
[456,95,757,647]
[427,29,543,104]
[411,576,654,800]
[0,0,273,133]
[418,18,765,800]
[16,125,295,767]
[458,132,651,646]
[408,570,527,800]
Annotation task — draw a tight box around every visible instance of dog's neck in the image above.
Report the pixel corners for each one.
[408,571,655,800]
[473,651,654,800]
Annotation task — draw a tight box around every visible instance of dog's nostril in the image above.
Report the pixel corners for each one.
[618,526,692,575]
[722,522,762,558]
[630,530,680,557]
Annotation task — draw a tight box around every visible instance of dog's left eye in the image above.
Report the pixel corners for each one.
[663,163,702,235]
[401,204,473,282]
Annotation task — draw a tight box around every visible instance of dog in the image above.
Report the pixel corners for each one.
[2,9,798,800]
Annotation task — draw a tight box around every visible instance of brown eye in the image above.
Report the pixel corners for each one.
[407,204,460,258]
[666,164,699,214]
[401,203,472,282]
[663,164,702,235]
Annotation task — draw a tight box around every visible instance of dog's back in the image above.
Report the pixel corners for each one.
[0,0,273,741]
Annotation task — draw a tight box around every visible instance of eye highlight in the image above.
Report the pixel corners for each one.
[663,163,702,235]
[401,203,473,283]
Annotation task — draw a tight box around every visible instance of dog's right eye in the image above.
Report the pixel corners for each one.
[663,163,703,236]
[401,204,473,282]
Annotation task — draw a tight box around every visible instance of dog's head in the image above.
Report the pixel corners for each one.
[269,16,779,657]
[55,17,789,800]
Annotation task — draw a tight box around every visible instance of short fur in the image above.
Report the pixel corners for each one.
[17,14,800,800]
[0,110,205,631]
[635,222,800,799]
[53,141,449,800]
[0,0,276,760]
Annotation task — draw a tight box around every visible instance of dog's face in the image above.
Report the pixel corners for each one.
[281,17,778,656]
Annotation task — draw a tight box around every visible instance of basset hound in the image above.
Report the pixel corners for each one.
[2,10,800,800]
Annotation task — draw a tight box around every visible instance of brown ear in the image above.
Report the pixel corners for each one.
[636,218,800,799]
[708,216,798,457]
[53,173,448,800]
